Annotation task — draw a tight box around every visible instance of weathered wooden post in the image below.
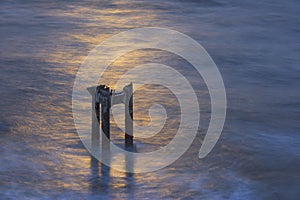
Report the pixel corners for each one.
[96,85,111,169]
[88,83,134,158]
[87,87,101,176]
[124,83,133,149]
[87,87,100,154]
[98,85,111,142]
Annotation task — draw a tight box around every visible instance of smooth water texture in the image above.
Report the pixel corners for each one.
[1,0,299,199]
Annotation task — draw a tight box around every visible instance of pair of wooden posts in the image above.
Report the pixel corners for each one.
[88,83,134,152]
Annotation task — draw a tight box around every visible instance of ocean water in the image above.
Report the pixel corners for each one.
[1,0,299,199]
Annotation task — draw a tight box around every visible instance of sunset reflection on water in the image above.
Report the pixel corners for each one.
[1,0,299,199]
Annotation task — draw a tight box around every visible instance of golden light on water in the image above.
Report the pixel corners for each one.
[3,0,214,193]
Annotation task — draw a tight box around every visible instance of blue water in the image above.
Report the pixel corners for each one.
[1,0,299,199]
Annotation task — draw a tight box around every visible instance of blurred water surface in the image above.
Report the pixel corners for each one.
[0,0,299,199]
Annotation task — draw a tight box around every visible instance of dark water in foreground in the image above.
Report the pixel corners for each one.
[1,0,299,199]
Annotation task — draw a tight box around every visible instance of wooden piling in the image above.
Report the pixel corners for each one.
[97,85,111,155]
[87,87,100,154]
[125,83,133,149]
[89,83,134,158]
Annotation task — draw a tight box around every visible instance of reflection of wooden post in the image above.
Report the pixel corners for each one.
[125,83,133,149]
